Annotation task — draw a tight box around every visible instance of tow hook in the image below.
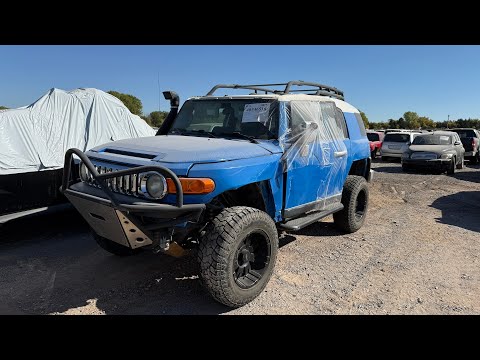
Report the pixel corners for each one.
[152,230,173,253]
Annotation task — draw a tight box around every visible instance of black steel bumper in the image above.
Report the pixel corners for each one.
[61,148,205,249]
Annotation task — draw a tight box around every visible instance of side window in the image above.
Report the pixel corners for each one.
[354,113,367,137]
[289,100,345,141]
[335,107,349,138]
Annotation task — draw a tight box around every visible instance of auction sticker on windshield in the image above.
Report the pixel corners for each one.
[242,103,271,124]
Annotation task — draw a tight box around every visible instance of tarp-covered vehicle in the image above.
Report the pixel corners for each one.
[0,88,155,223]
[61,81,372,307]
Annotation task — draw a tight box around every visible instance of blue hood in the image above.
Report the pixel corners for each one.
[92,135,279,164]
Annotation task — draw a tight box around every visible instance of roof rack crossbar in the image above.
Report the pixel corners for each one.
[206,81,344,100]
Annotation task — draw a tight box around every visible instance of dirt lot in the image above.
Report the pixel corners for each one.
[1,159,479,315]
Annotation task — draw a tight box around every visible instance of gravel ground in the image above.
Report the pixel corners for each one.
[1,158,479,315]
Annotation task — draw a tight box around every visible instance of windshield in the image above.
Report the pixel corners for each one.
[412,134,452,145]
[367,133,380,141]
[384,133,410,143]
[451,129,476,138]
[168,99,279,140]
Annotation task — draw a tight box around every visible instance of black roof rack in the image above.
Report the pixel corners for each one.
[206,80,344,100]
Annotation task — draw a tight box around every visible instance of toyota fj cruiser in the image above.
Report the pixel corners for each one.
[61,81,372,308]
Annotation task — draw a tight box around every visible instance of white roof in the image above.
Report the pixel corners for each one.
[190,94,360,114]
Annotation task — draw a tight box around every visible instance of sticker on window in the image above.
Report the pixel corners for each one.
[242,103,271,124]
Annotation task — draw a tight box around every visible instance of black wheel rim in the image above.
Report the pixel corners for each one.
[354,190,367,221]
[233,231,271,289]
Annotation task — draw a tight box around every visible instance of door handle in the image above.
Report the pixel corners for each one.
[334,150,347,157]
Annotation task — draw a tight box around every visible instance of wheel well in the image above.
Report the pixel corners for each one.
[348,158,370,181]
[215,181,275,217]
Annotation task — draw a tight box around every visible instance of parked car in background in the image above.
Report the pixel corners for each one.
[381,131,421,161]
[448,128,480,164]
[366,131,384,158]
[401,131,465,174]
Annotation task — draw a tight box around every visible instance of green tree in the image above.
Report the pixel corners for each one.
[418,116,435,129]
[403,111,420,129]
[148,111,168,127]
[0,106,9,110]
[108,90,143,116]
[360,111,369,129]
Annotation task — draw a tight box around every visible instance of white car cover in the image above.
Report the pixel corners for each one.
[0,88,155,174]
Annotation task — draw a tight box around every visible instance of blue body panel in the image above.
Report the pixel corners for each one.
[85,105,369,224]
[343,112,370,165]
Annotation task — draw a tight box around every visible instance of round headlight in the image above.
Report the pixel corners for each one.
[140,172,167,199]
[79,162,89,182]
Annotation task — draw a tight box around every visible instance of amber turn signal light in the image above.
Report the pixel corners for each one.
[166,178,215,195]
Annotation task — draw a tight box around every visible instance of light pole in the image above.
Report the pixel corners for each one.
[447,114,450,128]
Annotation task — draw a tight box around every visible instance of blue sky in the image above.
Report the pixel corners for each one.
[0,45,479,122]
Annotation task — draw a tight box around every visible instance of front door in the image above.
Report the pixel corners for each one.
[282,100,350,219]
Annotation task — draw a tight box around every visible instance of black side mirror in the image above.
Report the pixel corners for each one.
[454,140,461,146]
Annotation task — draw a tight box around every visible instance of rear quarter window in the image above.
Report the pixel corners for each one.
[354,113,367,137]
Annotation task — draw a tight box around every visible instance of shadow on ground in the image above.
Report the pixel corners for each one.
[453,169,480,184]
[0,210,229,315]
[371,166,403,174]
[430,191,480,233]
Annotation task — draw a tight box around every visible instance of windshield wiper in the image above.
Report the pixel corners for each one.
[189,130,218,138]
[170,128,218,138]
[170,128,189,135]
[218,132,259,144]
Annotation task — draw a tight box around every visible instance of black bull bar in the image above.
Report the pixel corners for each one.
[60,148,205,249]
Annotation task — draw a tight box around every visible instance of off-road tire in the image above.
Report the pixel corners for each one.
[334,175,369,233]
[447,159,456,175]
[93,231,142,256]
[198,206,278,308]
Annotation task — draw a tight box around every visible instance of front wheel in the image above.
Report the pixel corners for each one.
[334,175,369,233]
[198,206,278,308]
[447,158,456,175]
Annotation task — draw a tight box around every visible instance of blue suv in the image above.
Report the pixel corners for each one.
[61,81,372,308]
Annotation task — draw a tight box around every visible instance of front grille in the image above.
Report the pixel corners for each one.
[86,165,141,197]
[411,152,437,160]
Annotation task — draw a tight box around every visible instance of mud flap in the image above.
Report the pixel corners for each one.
[66,193,152,249]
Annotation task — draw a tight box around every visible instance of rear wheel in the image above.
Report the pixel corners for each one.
[93,231,142,256]
[402,163,411,172]
[334,175,369,233]
[198,206,278,308]
[456,157,464,169]
[473,152,480,164]
[371,149,377,159]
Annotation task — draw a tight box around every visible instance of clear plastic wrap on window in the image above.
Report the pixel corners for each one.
[279,100,348,213]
